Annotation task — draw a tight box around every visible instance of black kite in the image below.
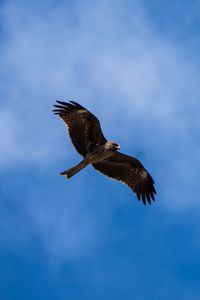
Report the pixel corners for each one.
[53,101,156,204]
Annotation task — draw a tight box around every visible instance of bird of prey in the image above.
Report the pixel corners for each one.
[53,101,156,204]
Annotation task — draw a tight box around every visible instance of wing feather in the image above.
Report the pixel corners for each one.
[53,101,107,156]
[92,152,156,205]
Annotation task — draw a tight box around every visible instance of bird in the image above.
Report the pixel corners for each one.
[53,100,156,205]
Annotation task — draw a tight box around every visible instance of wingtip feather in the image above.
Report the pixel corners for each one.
[69,101,86,110]
[146,194,151,205]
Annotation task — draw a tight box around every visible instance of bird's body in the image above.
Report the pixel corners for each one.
[53,100,156,205]
[85,142,120,164]
[61,142,119,178]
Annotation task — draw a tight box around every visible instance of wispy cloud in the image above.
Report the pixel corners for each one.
[1,0,200,208]
[1,0,200,273]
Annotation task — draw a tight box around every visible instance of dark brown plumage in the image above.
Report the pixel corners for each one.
[53,100,156,205]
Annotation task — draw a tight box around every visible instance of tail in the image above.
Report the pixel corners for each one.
[60,160,88,179]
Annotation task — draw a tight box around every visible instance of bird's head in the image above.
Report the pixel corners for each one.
[105,141,120,151]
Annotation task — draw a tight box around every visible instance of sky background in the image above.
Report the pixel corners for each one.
[1,0,200,299]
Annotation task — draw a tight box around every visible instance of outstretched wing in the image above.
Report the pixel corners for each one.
[53,101,107,157]
[92,152,156,205]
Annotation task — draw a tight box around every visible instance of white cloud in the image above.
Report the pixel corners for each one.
[0,111,20,168]
[1,0,200,264]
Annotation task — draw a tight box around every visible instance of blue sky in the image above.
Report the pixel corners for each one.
[1,0,200,299]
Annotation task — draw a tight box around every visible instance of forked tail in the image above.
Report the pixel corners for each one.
[60,160,87,179]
